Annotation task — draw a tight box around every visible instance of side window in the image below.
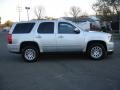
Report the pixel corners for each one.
[37,22,54,34]
[58,22,76,34]
[13,23,35,34]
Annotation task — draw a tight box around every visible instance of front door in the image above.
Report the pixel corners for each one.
[57,22,84,52]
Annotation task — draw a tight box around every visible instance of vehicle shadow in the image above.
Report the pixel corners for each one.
[38,53,90,62]
[4,52,110,63]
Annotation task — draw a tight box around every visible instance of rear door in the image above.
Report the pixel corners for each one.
[35,21,56,52]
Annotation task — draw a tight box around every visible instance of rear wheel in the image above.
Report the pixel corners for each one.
[22,46,39,62]
[87,44,107,60]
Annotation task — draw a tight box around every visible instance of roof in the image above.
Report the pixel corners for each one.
[13,19,73,24]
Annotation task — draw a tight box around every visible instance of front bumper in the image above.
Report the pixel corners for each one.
[107,41,114,52]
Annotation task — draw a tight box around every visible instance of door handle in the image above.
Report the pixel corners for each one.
[36,36,42,38]
[58,35,64,38]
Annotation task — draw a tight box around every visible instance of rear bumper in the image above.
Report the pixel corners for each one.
[7,44,20,53]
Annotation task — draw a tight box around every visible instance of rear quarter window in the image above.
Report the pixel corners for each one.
[12,23,35,34]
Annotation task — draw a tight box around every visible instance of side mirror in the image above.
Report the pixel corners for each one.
[74,28,80,34]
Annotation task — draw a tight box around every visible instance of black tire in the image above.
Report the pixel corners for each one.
[87,44,107,60]
[21,46,39,62]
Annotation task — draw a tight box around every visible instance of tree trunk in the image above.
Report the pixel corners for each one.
[113,4,120,33]
[119,13,120,34]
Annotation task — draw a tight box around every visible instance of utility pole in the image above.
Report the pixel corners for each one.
[17,6,22,22]
[25,7,30,21]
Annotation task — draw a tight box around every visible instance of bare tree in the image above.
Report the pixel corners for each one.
[103,0,120,15]
[93,0,120,33]
[34,6,45,19]
[69,6,81,22]
[105,0,120,33]
[92,0,112,19]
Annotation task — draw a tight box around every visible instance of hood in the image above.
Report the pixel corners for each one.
[84,31,112,41]
[88,31,111,36]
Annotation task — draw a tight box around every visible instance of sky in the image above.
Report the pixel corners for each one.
[0,0,96,23]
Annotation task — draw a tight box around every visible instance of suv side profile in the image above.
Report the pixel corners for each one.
[7,20,114,62]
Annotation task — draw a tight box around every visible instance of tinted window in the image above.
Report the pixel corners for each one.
[58,22,76,34]
[13,23,35,34]
[37,22,54,33]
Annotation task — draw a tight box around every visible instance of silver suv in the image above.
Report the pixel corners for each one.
[7,20,114,62]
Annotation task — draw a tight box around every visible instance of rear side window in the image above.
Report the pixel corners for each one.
[13,23,35,34]
[37,22,54,34]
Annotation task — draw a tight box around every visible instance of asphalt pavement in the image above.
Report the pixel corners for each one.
[0,32,120,90]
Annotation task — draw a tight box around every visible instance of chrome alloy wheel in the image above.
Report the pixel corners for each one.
[90,46,103,59]
[24,49,36,61]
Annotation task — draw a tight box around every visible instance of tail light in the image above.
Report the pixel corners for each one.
[8,34,12,44]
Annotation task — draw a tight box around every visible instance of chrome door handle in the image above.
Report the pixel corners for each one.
[58,36,64,38]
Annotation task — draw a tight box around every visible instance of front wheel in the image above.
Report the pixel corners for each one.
[87,44,107,60]
[22,46,39,62]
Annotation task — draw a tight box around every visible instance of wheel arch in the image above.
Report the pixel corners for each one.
[20,41,41,53]
[86,40,107,52]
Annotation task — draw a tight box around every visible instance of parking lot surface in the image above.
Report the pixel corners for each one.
[0,32,120,90]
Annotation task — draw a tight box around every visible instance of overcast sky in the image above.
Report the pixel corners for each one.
[0,0,96,23]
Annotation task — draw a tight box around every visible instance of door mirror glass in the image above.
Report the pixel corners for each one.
[74,28,80,34]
